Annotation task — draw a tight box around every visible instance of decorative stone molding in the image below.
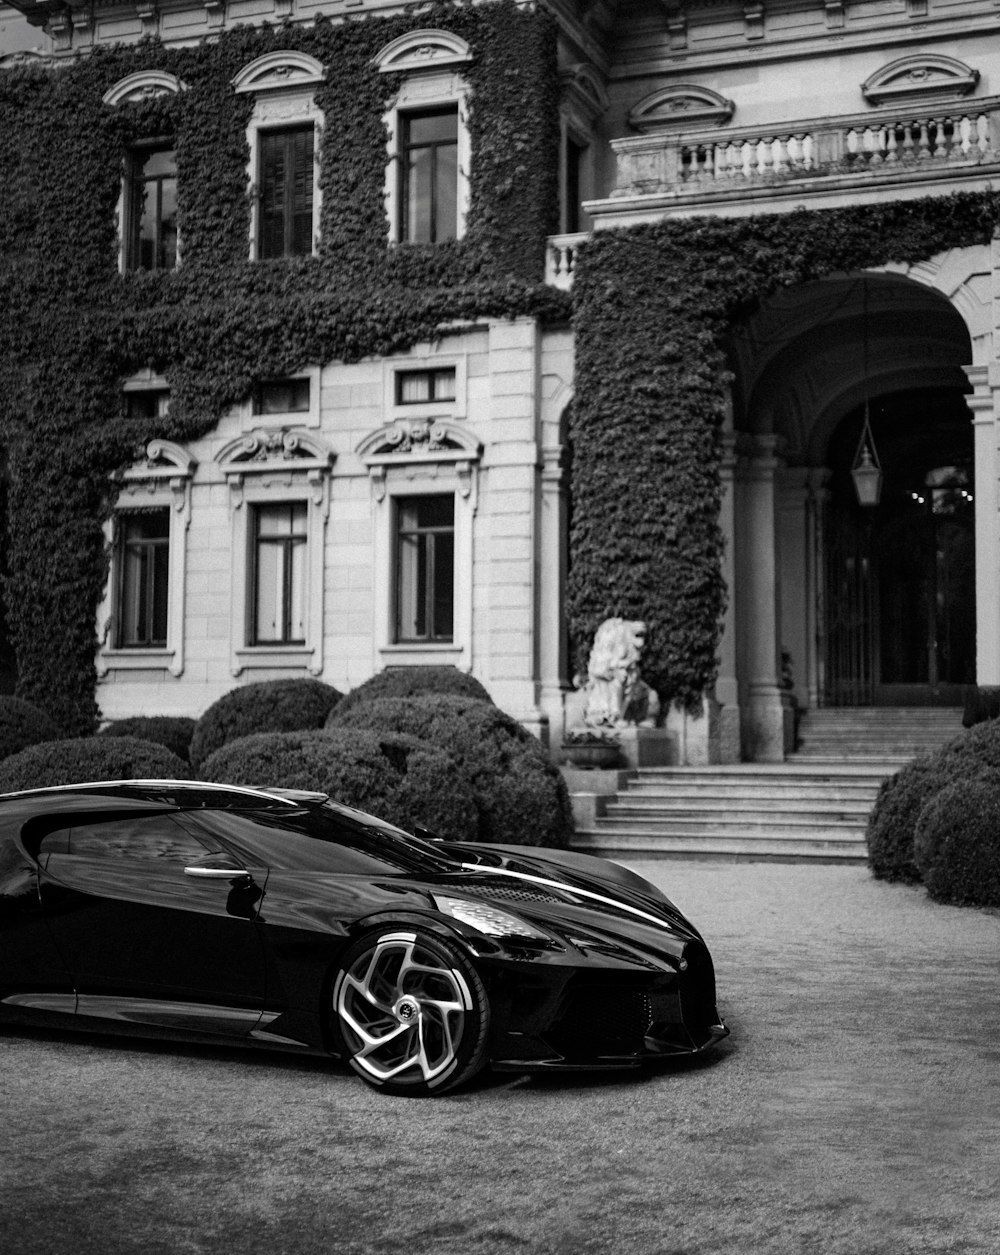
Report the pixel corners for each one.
[628,85,735,134]
[862,56,980,107]
[373,30,472,75]
[232,51,325,96]
[744,1,764,40]
[658,1,688,52]
[357,420,482,502]
[824,0,845,29]
[136,2,159,39]
[559,63,609,126]
[0,50,56,73]
[121,439,197,515]
[204,0,225,30]
[103,70,187,108]
[217,429,334,510]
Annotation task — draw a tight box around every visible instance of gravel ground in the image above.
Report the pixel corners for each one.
[2,860,999,1255]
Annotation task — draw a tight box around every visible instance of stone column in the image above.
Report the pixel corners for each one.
[964,364,1000,686]
[715,432,742,761]
[741,435,791,761]
[806,470,831,708]
[538,439,571,738]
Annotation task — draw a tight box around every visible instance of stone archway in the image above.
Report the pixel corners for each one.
[719,254,991,760]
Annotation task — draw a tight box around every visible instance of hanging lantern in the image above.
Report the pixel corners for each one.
[851,410,882,507]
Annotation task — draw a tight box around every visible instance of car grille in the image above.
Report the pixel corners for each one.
[547,985,653,1058]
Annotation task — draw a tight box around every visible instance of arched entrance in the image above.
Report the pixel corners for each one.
[722,268,979,759]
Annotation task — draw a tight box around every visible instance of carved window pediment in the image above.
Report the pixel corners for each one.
[373,30,473,76]
[628,85,735,133]
[218,429,335,510]
[357,420,481,501]
[232,51,325,96]
[103,71,187,108]
[862,56,979,107]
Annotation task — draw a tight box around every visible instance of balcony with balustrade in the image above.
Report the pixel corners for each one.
[546,95,1000,286]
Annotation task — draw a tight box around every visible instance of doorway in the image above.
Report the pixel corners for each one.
[823,388,975,706]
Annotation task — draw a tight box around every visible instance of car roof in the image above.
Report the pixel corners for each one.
[0,779,327,809]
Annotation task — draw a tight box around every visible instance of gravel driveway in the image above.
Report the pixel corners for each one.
[2,860,998,1255]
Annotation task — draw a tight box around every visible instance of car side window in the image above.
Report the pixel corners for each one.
[37,813,225,866]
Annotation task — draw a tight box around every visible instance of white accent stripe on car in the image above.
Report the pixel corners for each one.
[459,863,672,932]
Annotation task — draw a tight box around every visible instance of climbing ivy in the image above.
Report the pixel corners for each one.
[568,192,1000,709]
[0,3,564,733]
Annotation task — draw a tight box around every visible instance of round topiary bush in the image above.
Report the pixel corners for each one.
[0,735,191,793]
[333,667,494,720]
[0,696,59,762]
[328,694,574,848]
[100,716,196,763]
[914,777,1000,906]
[189,679,343,770]
[200,728,478,842]
[866,756,964,883]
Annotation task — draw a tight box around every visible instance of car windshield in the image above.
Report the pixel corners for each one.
[193,800,463,876]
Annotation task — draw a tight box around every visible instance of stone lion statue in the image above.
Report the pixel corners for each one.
[578,618,661,728]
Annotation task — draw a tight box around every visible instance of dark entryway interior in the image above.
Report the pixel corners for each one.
[824,388,975,706]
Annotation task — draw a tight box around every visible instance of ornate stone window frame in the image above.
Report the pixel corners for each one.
[216,428,334,676]
[232,51,325,262]
[374,31,472,246]
[98,439,196,679]
[357,418,481,666]
[861,55,980,107]
[103,72,187,275]
[559,62,608,235]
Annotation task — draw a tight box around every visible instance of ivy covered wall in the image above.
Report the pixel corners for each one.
[0,2,564,733]
[568,193,1000,710]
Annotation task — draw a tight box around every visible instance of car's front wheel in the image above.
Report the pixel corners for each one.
[331,928,490,1096]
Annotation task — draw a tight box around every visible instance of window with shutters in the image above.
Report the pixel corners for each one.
[257,126,315,260]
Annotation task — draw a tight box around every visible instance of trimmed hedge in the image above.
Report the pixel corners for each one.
[867,719,1000,884]
[328,694,574,848]
[0,696,59,762]
[914,778,1000,906]
[189,679,343,770]
[333,667,494,720]
[201,728,478,842]
[0,735,190,792]
[100,715,196,763]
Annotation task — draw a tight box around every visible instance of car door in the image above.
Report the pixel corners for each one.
[33,808,268,1035]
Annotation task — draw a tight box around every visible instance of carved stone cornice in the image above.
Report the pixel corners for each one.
[862,55,980,107]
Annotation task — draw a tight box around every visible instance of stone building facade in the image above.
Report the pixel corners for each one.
[4,0,1000,762]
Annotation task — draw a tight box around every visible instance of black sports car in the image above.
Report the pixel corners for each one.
[0,780,728,1095]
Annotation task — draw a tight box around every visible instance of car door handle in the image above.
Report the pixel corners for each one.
[184,866,248,880]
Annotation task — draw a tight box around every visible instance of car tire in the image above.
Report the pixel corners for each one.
[330,927,490,1096]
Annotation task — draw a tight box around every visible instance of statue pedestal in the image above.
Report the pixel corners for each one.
[617,727,676,769]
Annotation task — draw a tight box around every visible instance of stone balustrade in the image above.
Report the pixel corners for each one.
[609,96,1000,199]
[545,233,588,289]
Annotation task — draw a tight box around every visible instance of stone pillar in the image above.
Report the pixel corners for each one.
[964,364,1000,686]
[777,466,810,717]
[715,432,742,761]
[806,470,831,708]
[741,435,791,761]
[538,439,571,740]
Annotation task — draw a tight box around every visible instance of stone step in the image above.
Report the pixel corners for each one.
[571,831,867,862]
[596,815,865,835]
[626,780,883,798]
[606,799,874,818]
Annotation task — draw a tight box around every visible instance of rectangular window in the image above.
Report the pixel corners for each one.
[117,509,170,648]
[396,368,456,406]
[400,108,458,245]
[395,496,454,642]
[254,378,310,415]
[258,126,314,259]
[125,146,178,272]
[564,137,585,235]
[251,502,307,644]
[124,390,170,421]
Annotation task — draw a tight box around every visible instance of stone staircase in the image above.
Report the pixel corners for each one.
[568,707,964,863]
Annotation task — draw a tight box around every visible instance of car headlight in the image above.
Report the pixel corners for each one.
[433,894,551,940]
